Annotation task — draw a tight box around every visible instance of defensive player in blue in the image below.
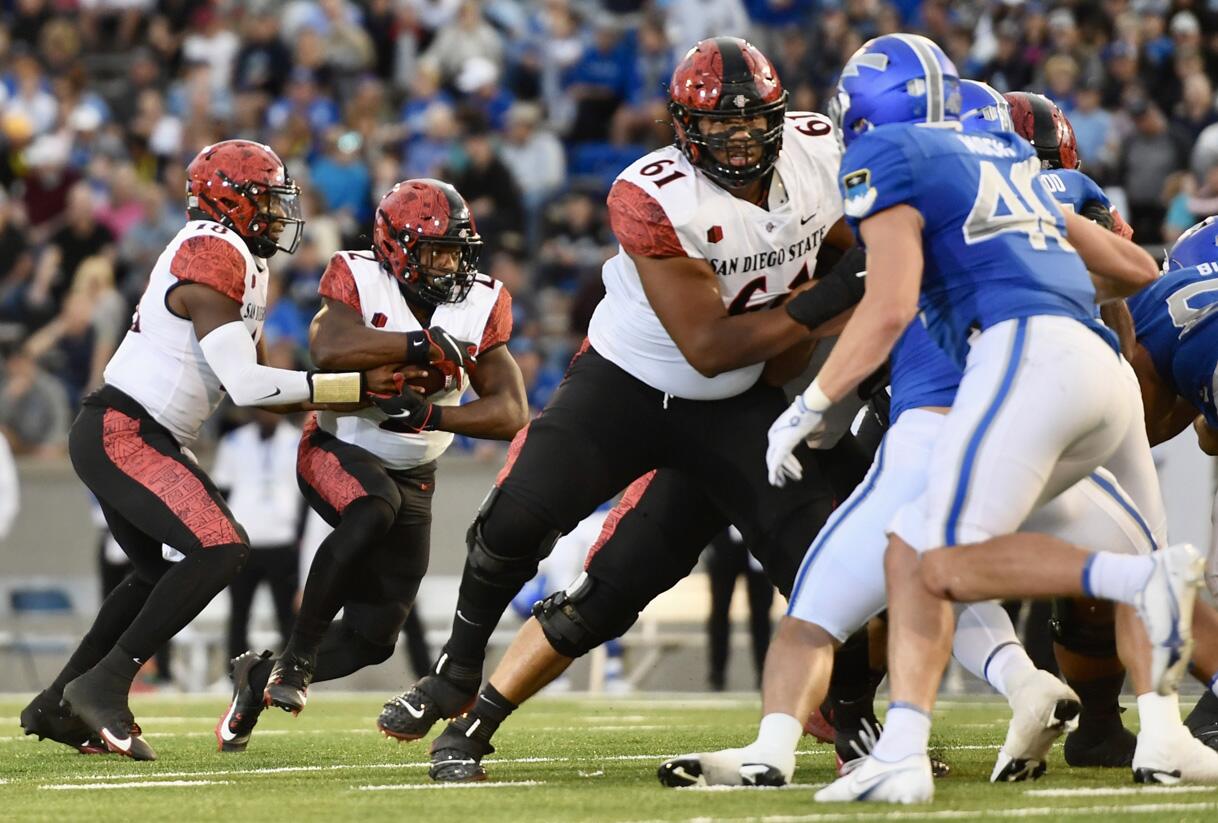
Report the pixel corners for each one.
[1129,217,1218,753]
[658,78,1218,794]
[765,34,1203,804]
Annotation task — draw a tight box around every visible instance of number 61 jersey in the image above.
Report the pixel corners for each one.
[1129,264,1218,427]
[588,112,844,401]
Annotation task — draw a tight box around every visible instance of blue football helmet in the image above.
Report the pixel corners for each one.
[832,34,961,146]
[1164,216,1218,272]
[959,79,1012,134]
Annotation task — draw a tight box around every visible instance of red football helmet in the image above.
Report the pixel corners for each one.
[186,139,304,257]
[668,36,788,188]
[372,179,483,306]
[1003,92,1080,170]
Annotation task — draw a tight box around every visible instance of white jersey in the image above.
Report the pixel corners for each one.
[104,220,268,446]
[589,112,844,400]
[314,251,512,470]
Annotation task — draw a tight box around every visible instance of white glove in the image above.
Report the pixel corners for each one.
[766,381,833,487]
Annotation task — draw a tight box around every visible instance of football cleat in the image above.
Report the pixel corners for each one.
[1133,726,1218,784]
[19,689,107,754]
[216,650,272,752]
[1186,691,1218,753]
[62,673,157,761]
[1133,543,1203,696]
[428,716,494,782]
[263,651,314,715]
[1063,720,1137,767]
[814,753,934,804]
[804,706,835,743]
[378,674,477,742]
[991,669,1080,782]
[657,748,789,788]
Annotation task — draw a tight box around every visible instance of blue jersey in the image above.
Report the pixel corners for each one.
[1039,168,1111,215]
[890,320,961,421]
[1128,265,1218,427]
[841,124,1113,368]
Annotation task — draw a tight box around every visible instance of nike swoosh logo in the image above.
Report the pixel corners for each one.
[255,388,282,401]
[800,213,818,225]
[456,609,480,627]
[402,701,425,719]
[218,701,239,741]
[101,727,132,753]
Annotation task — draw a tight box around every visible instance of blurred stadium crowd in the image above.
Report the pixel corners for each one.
[1,0,1217,459]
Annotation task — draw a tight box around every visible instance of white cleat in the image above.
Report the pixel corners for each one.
[1134,543,1204,696]
[990,669,1080,782]
[657,747,791,788]
[813,753,933,804]
[1133,727,1218,784]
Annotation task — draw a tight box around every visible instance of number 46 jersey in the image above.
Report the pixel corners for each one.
[589,112,844,401]
[839,123,1111,367]
[1129,264,1218,427]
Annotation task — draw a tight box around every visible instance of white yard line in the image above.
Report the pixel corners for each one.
[1026,785,1218,797]
[356,780,543,791]
[40,780,233,791]
[632,801,1218,823]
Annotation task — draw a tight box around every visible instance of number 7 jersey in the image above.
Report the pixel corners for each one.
[839,123,1110,367]
[588,112,844,400]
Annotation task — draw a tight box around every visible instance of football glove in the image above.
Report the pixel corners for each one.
[372,377,443,433]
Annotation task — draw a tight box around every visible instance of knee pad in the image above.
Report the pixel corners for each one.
[1050,598,1118,659]
[343,600,411,650]
[467,488,561,589]
[533,573,636,659]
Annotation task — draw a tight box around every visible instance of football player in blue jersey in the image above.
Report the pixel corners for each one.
[765,34,1202,804]
[658,77,1218,794]
[1128,217,1218,752]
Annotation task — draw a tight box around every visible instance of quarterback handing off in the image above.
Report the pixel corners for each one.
[19,140,398,760]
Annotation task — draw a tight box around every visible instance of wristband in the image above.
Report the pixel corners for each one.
[308,371,364,404]
[801,378,832,413]
[404,330,433,366]
[420,403,444,432]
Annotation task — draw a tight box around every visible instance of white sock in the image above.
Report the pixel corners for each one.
[953,602,1034,699]
[1083,552,1154,604]
[748,713,803,762]
[871,704,931,762]
[1136,691,1184,734]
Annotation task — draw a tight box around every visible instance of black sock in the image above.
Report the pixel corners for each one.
[828,628,877,721]
[442,563,527,666]
[51,573,155,697]
[1069,671,1127,736]
[116,544,247,662]
[434,644,484,690]
[464,684,518,744]
[291,498,395,651]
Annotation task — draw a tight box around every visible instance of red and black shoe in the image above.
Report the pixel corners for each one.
[216,650,272,752]
[62,674,157,761]
[19,689,107,755]
[428,716,495,782]
[378,674,477,742]
[263,651,315,715]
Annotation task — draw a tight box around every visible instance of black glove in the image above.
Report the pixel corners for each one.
[428,326,477,372]
[373,384,443,433]
[785,246,867,331]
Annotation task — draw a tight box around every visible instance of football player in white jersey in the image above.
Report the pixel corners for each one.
[374,36,882,782]
[215,179,528,752]
[19,140,400,761]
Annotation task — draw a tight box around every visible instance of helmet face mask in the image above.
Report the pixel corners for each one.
[186,140,305,258]
[373,179,484,307]
[668,37,788,189]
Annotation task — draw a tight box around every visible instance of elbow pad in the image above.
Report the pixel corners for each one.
[200,322,363,406]
[785,247,867,331]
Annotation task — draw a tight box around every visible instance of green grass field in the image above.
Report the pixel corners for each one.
[2,692,1216,822]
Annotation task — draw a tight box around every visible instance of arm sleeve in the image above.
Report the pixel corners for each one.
[199,321,312,406]
[170,236,247,303]
[319,253,362,315]
[607,179,688,259]
[479,287,514,353]
[840,133,916,234]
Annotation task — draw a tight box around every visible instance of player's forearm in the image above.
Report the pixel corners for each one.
[1065,210,1156,297]
[684,309,813,377]
[812,296,912,403]
[310,321,415,371]
[435,394,529,441]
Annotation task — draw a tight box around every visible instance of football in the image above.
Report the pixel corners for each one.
[405,362,459,397]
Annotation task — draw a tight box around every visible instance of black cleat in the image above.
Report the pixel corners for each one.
[378,674,477,742]
[19,690,107,754]
[263,652,314,715]
[62,674,156,761]
[1064,722,1137,767]
[216,651,272,752]
[1186,691,1218,753]
[428,716,494,782]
